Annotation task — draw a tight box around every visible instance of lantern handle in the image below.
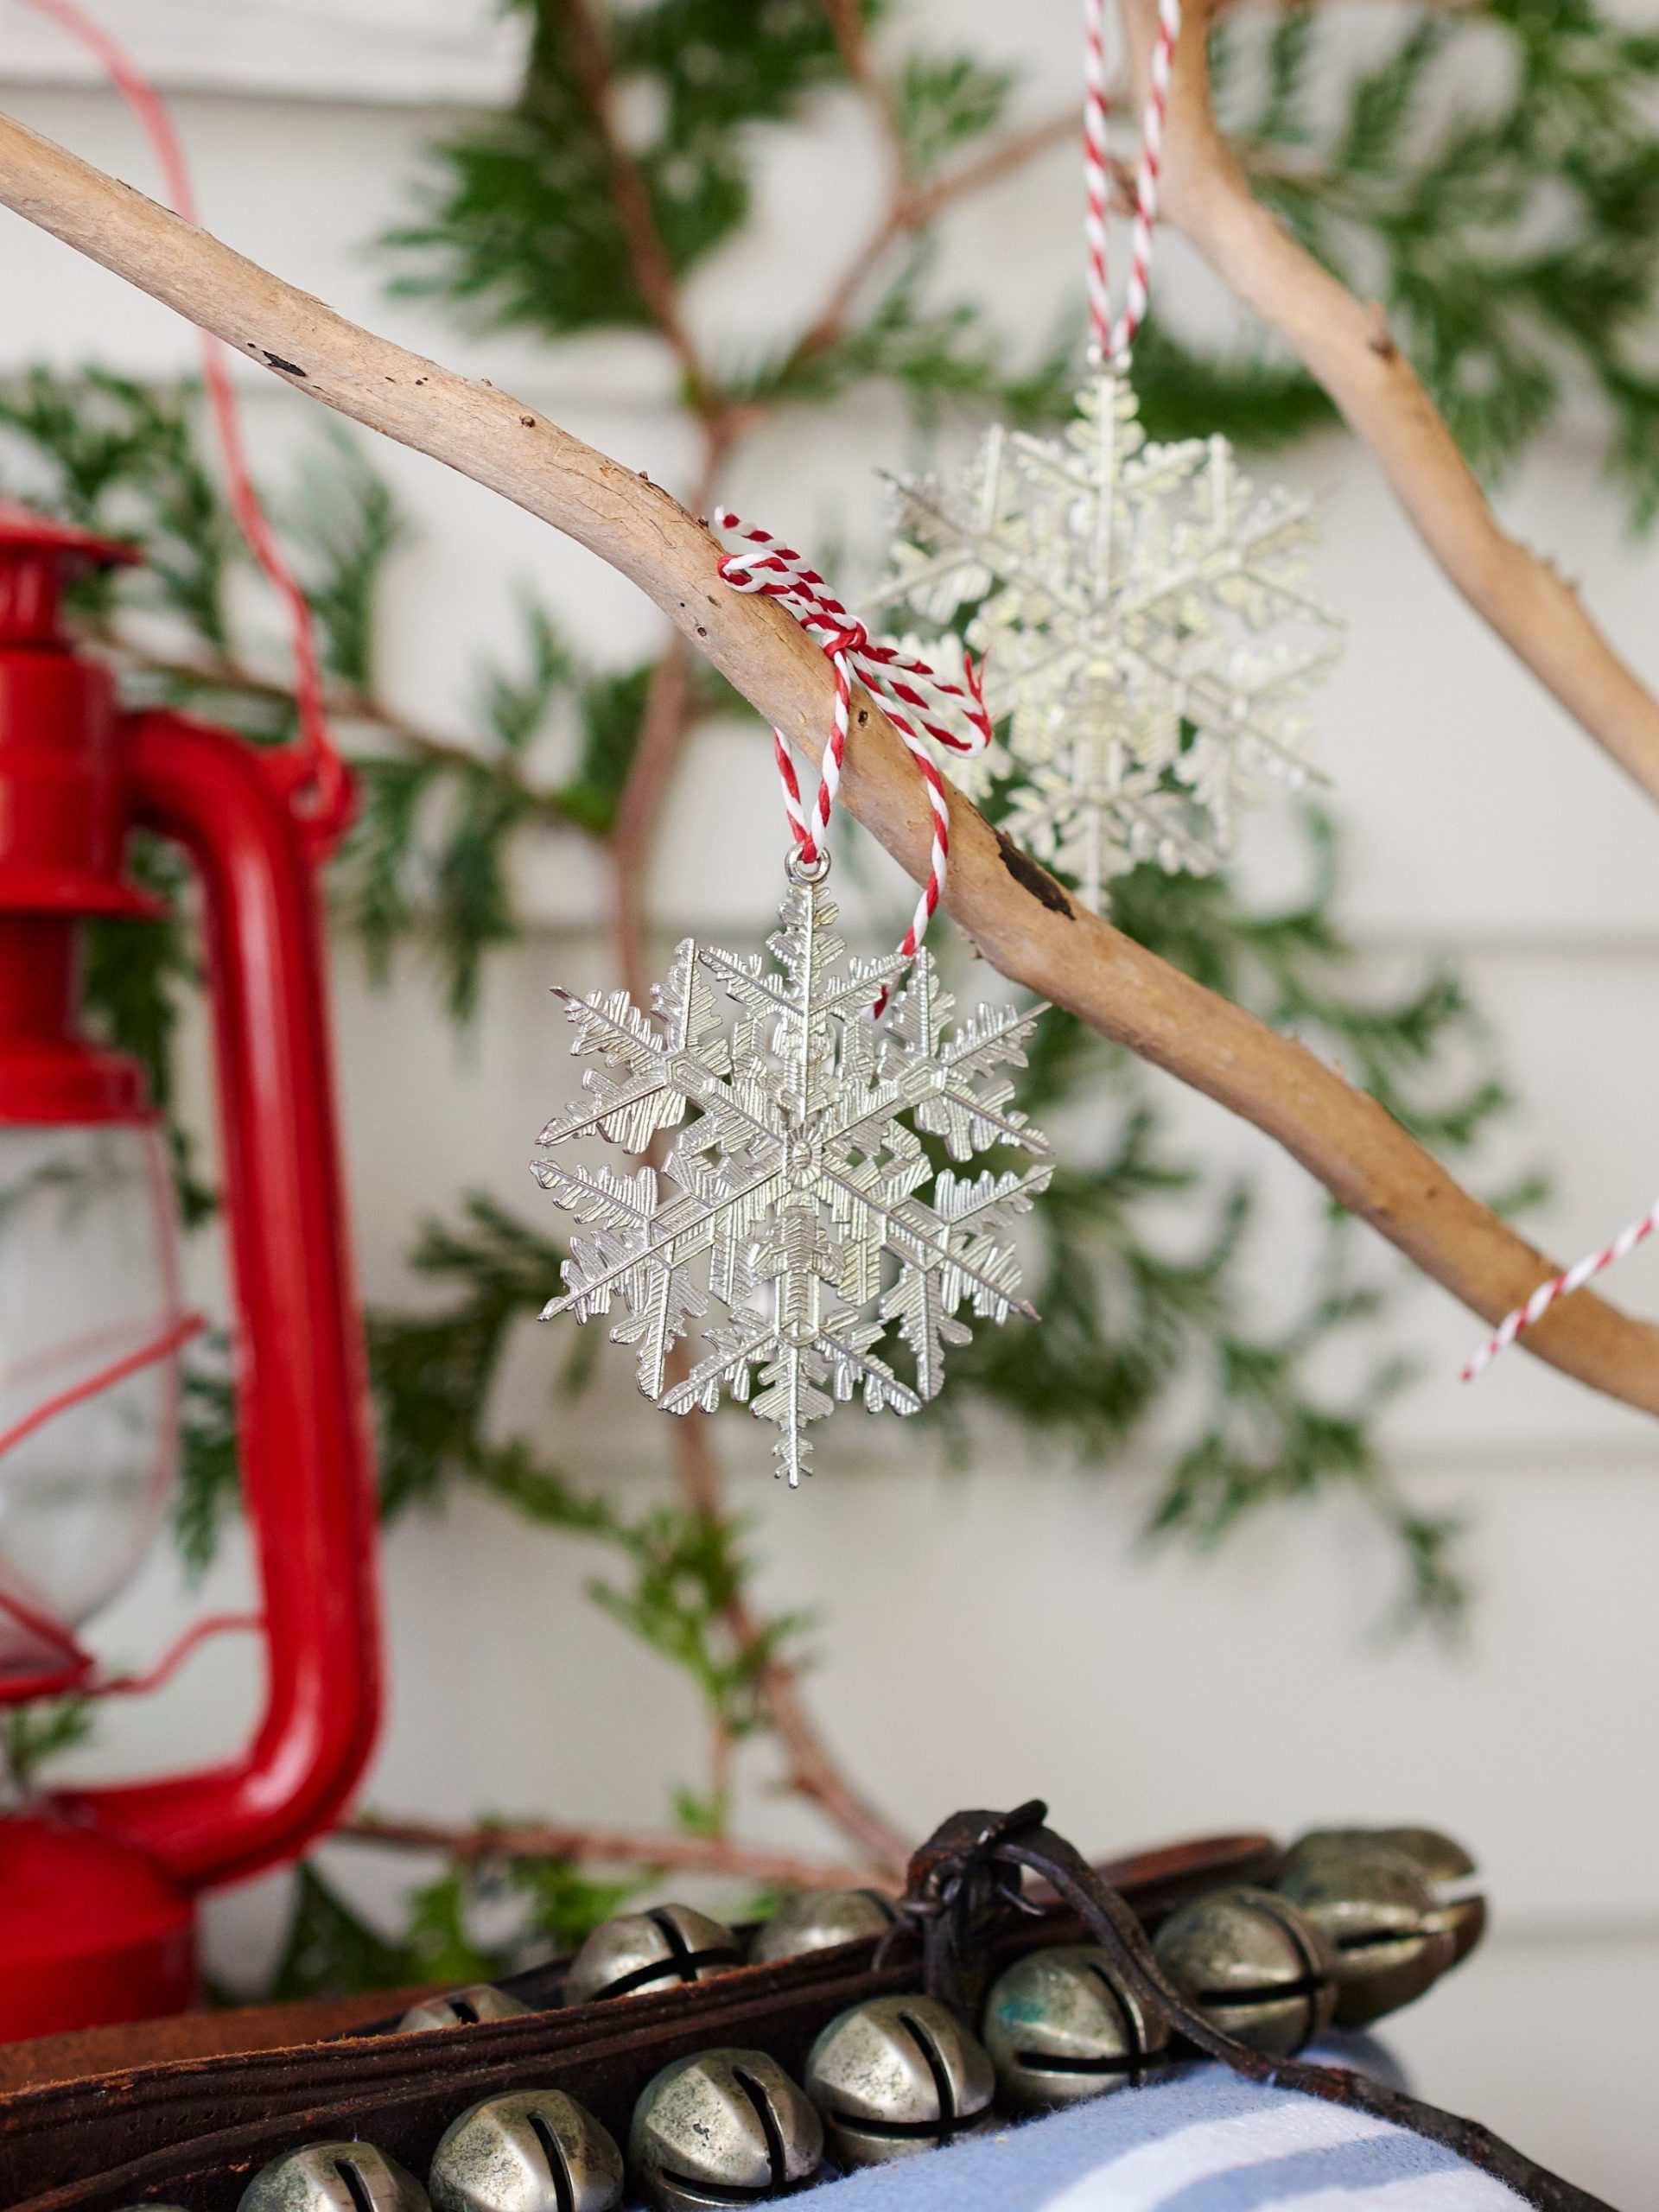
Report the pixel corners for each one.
[59,710,380,1888]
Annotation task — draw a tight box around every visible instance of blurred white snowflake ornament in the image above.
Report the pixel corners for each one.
[532,859,1052,1484]
[875,371,1342,911]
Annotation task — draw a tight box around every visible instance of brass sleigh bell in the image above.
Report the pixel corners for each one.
[982,1945,1171,2112]
[429,2090,625,2212]
[628,2047,823,2212]
[804,1993,995,2168]
[1154,1886,1337,2058]
[563,1904,743,2005]
[748,1885,897,1964]
[1283,1825,1487,1974]
[1276,1839,1459,2027]
[238,2143,430,2212]
[397,1984,534,2032]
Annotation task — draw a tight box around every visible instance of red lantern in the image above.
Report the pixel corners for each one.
[0,503,381,2039]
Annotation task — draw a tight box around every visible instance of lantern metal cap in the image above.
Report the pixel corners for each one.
[0,503,139,567]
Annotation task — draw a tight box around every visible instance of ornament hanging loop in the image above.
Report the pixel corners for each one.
[712,507,991,992]
[1084,0,1183,372]
[785,845,833,886]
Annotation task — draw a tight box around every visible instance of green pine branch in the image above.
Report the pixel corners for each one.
[4,0,1629,1921]
[1217,0,1659,513]
[1,330,1518,1656]
[385,0,861,346]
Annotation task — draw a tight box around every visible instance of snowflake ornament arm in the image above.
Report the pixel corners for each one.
[533,866,1053,1484]
[876,370,1343,914]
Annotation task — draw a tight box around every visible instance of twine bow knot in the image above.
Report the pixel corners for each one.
[713,508,990,1000]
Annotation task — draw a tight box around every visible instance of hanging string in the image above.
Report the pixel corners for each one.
[3,4,302,1694]
[1084,0,1184,368]
[1083,0,1115,360]
[97,1609,264,1697]
[1462,1198,1659,1382]
[11,0,349,838]
[0,1593,263,1704]
[714,510,990,995]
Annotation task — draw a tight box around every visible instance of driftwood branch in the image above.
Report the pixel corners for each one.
[1122,0,1659,811]
[1,110,1656,1415]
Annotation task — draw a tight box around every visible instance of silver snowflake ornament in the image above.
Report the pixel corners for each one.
[874,370,1342,911]
[532,862,1052,1484]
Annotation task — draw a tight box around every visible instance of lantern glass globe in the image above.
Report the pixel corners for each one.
[0,1122,183,1685]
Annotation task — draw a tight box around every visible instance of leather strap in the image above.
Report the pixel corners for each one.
[901,1804,1612,2212]
[0,1826,1271,2212]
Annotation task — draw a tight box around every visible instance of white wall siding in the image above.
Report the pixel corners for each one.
[2,40,1656,2200]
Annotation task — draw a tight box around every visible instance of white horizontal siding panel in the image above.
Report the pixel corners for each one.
[73,1450,1659,1931]
[2,86,1657,944]
[5,59,1654,2192]
[0,89,570,391]
[0,0,524,105]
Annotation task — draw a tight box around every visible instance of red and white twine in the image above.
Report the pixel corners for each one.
[1083,0,1116,361]
[1084,0,1184,365]
[714,509,990,985]
[1462,1198,1659,1382]
[15,0,348,837]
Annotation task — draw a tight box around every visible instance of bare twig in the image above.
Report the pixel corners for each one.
[794,105,1077,364]
[0,115,1653,1410]
[1119,0,1659,811]
[666,1380,912,1879]
[341,1812,880,1892]
[98,632,601,836]
[821,0,912,196]
[609,633,697,1007]
[559,0,719,420]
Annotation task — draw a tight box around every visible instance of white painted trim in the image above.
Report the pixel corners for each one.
[0,0,525,105]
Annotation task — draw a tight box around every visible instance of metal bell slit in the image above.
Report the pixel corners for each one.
[1154,1886,1338,2058]
[1276,1841,1459,2026]
[747,1887,897,1964]
[627,2048,823,2211]
[396,1985,535,2033]
[804,1993,996,2168]
[238,2143,431,2212]
[982,1945,1172,2111]
[563,1904,744,2005]
[1283,1825,1488,1974]
[428,2089,625,2212]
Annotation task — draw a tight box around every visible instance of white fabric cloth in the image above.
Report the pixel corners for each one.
[810,2060,1531,2210]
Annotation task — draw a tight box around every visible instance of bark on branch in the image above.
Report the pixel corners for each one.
[1,109,1656,1415]
[1122,0,1659,811]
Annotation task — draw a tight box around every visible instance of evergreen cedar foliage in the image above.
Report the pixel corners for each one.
[2,0,1654,1982]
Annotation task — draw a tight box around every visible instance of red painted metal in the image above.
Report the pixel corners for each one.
[0,916,152,1122]
[0,509,154,931]
[0,505,382,2032]
[56,708,384,1887]
[0,1815,195,2041]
